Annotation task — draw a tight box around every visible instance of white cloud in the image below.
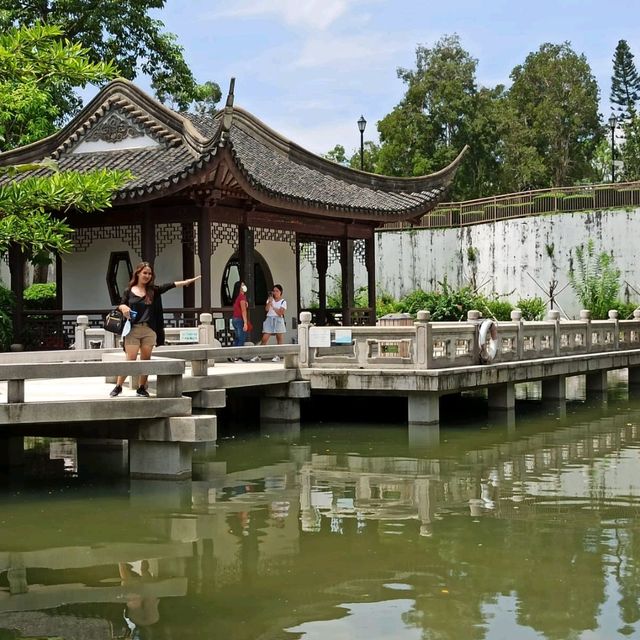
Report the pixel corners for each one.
[211,0,353,31]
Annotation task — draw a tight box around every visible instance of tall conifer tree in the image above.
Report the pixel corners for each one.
[610,39,640,119]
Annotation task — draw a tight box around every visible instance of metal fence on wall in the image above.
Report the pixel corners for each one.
[383,181,640,230]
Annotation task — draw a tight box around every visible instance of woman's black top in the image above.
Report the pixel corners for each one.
[120,282,175,346]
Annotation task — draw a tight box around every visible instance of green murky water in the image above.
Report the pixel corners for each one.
[2,382,640,639]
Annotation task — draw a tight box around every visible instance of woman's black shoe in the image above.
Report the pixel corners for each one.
[136,386,150,397]
[109,385,123,397]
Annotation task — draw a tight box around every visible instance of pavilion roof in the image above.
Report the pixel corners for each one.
[0,79,466,223]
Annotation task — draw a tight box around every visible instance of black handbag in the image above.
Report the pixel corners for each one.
[104,308,125,334]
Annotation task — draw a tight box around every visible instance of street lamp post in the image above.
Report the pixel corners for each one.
[608,114,617,182]
[357,115,366,170]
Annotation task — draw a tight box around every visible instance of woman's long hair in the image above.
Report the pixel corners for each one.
[128,262,156,303]
[231,280,242,302]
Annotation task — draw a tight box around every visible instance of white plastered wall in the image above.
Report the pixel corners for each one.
[376,208,640,318]
[62,237,142,309]
[254,238,297,342]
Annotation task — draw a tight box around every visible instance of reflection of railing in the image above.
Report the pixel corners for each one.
[382,180,640,230]
[297,309,640,370]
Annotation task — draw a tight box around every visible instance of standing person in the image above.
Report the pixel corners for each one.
[229,280,249,361]
[109,262,200,397]
[251,284,287,362]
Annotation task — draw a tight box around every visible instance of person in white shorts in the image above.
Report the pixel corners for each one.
[251,284,287,361]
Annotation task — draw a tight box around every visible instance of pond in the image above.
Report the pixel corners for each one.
[1,387,640,639]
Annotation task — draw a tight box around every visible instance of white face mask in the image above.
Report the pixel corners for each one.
[241,284,248,293]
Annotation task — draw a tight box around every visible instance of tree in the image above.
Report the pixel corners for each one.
[610,39,640,120]
[376,34,504,199]
[505,42,601,189]
[323,144,349,165]
[0,24,130,259]
[0,23,117,150]
[0,0,221,116]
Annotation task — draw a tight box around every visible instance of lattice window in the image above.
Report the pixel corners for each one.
[574,333,584,346]
[156,222,198,256]
[631,330,639,343]
[252,226,296,253]
[299,241,316,263]
[605,331,614,344]
[354,239,366,267]
[211,222,238,253]
[523,336,535,351]
[560,334,569,348]
[592,331,600,345]
[540,335,552,350]
[328,240,341,267]
[72,225,141,255]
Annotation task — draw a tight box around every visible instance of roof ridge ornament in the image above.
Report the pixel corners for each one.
[220,77,236,145]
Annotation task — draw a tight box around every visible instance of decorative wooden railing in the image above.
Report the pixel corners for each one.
[382,180,640,230]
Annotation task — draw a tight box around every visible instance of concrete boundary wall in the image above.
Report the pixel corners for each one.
[376,208,640,317]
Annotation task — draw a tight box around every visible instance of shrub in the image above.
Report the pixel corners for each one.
[517,296,546,321]
[613,301,640,320]
[24,282,57,309]
[569,240,621,319]
[483,298,514,321]
[0,282,14,350]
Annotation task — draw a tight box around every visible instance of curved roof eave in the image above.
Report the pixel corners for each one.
[0,78,220,166]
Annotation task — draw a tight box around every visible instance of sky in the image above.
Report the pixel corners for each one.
[138,0,640,156]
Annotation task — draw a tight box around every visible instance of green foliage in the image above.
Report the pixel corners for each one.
[504,42,601,189]
[0,23,117,150]
[0,1,220,115]
[0,168,132,256]
[610,39,640,119]
[568,240,621,319]
[483,298,514,321]
[517,296,546,320]
[613,300,640,320]
[0,25,132,258]
[376,34,505,200]
[24,282,56,309]
[323,144,349,165]
[0,282,14,350]
[395,281,486,321]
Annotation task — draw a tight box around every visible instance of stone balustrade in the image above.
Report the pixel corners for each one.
[74,312,219,349]
[297,308,640,370]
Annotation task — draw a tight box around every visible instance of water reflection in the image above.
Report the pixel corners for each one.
[1,398,640,639]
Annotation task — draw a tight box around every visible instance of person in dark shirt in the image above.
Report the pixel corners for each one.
[109,262,200,397]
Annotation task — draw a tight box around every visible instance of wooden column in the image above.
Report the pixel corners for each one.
[238,225,255,306]
[8,243,25,343]
[141,208,156,264]
[198,207,212,311]
[55,253,63,309]
[181,223,195,311]
[365,235,376,325]
[316,240,328,325]
[340,238,354,326]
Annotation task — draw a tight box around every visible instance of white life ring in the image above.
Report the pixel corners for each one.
[479,319,498,363]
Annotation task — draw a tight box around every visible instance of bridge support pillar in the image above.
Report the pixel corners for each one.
[628,367,640,393]
[0,436,23,468]
[542,376,566,401]
[586,371,608,394]
[408,392,439,425]
[261,397,301,423]
[488,383,515,410]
